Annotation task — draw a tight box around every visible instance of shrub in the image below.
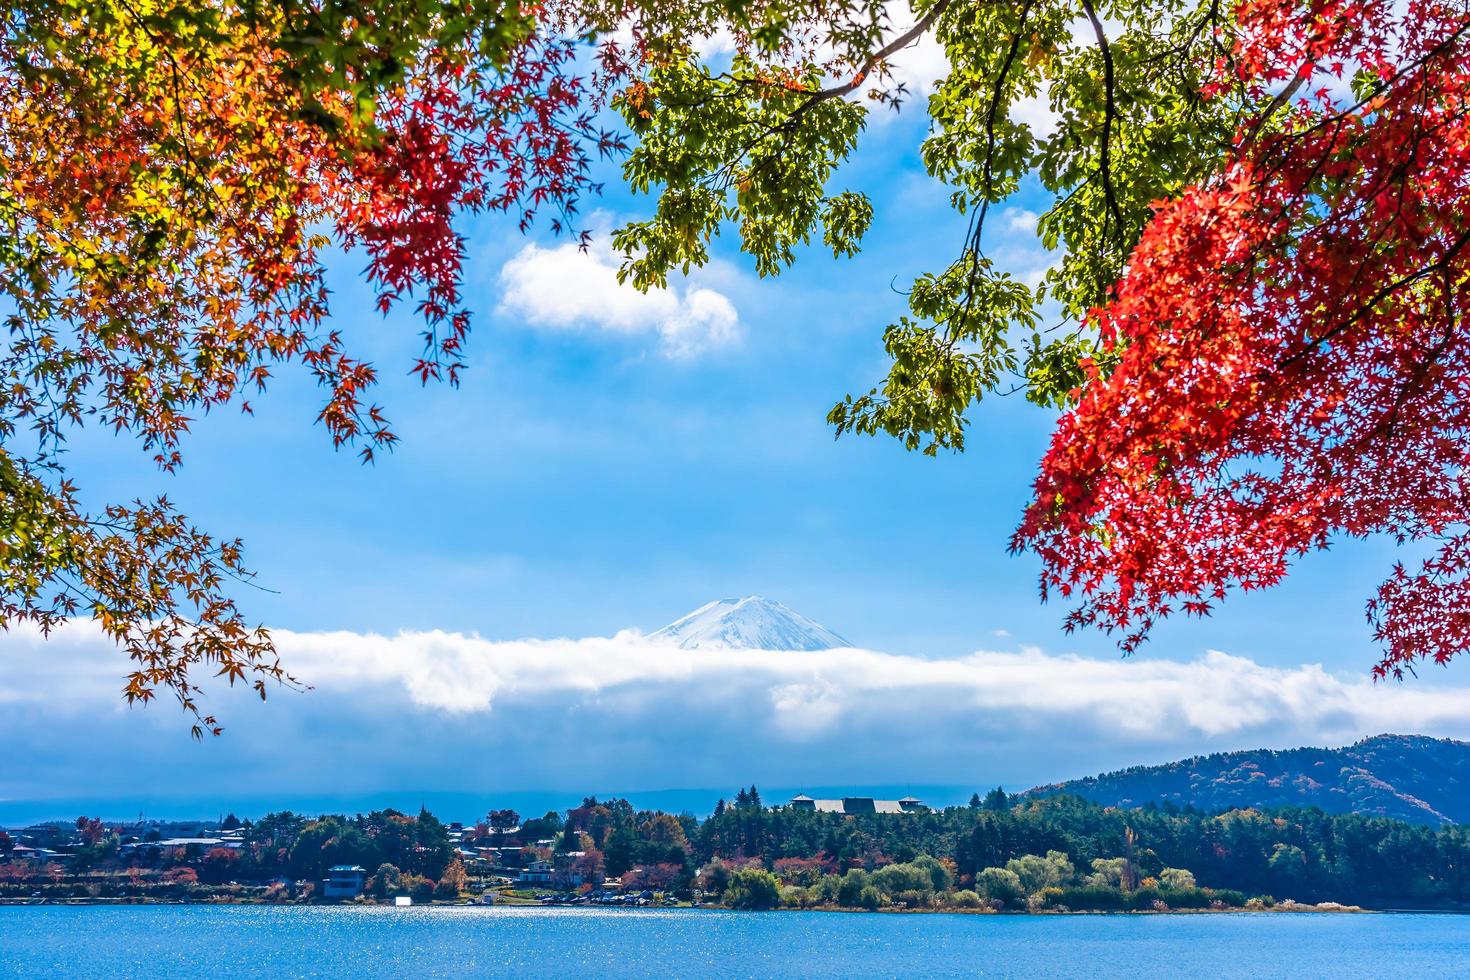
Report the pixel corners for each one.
[1208,889,1247,908]
[1005,852,1074,896]
[1053,886,1129,911]
[912,855,953,893]
[398,873,434,902]
[697,859,730,897]
[164,866,198,885]
[1129,887,1166,910]
[780,885,821,908]
[975,867,1025,908]
[952,889,983,909]
[724,868,781,910]
[895,889,932,908]
[836,869,870,908]
[435,860,468,899]
[857,885,882,911]
[873,862,931,899]
[1159,868,1197,891]
[1162,888,1212,910]
[772,857,825,887]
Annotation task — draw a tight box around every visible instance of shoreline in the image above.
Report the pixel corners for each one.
[0,896,1376,914]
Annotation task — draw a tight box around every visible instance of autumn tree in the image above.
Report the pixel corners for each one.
[75,816,106,846]
[1012,0,1470,679]
[435,858,468,898]
[0,0,619,734]
[487,809,521,834]
[369,862,402,898]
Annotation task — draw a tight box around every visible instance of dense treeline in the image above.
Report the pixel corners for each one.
[685,792,1470,907]
[8,790,1470,910]
[673,791,1467,909]
[484,787,1470,909]
[243,809,457,883]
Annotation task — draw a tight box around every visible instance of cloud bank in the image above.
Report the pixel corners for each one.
[5,621,1470,814]
[235,629,1470,743]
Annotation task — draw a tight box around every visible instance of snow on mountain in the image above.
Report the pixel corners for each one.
[649,596,851,651]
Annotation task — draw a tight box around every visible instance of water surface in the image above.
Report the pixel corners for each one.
[0,906,1462,978]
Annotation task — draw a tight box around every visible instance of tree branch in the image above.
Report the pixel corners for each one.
[1081,0,1124,234]
[803,0,955,106]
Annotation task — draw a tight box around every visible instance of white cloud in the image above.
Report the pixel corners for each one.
[6,622,1470,807]
[1003,208,1040,234]
[497,234,741,359]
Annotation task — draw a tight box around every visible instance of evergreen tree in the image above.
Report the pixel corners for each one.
[604,828,637,878]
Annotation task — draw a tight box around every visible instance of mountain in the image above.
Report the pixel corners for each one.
[649,596,850,651]
[1028,734,1470,826]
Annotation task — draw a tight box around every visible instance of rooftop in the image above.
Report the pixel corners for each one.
[787,793,926,815]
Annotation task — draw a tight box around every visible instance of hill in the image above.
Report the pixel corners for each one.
[1028,734,1470,826]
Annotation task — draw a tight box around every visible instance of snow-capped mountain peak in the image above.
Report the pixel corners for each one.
[649,596,850,651]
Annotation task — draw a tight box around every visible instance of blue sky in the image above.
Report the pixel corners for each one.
[54,105,1409,662]
[4,68,1468,824]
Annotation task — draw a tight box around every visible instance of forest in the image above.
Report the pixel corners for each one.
[7,790,1470,911]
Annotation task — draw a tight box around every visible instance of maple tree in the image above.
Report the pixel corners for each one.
[1,0,620,734]
[1010,0,1470,678]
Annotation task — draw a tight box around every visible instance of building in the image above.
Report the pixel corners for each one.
[118,836,240,861]
[787,794,927,815]
[322,865,367,899]
[17,823,70,849]
[11,845,66,863]
[517,859,554,886]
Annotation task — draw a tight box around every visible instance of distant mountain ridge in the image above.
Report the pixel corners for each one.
[1028,734,1470,827]
[650,596,850,650]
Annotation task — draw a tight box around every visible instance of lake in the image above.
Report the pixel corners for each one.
[0,906,1464,978]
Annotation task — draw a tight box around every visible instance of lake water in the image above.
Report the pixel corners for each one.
[0,906,1465,978]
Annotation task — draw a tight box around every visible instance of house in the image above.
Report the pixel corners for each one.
[517,860,554,886]
[787,794,927,815]
[18,823,70,849]
[11,845,66,863]
[322,865,367,899]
